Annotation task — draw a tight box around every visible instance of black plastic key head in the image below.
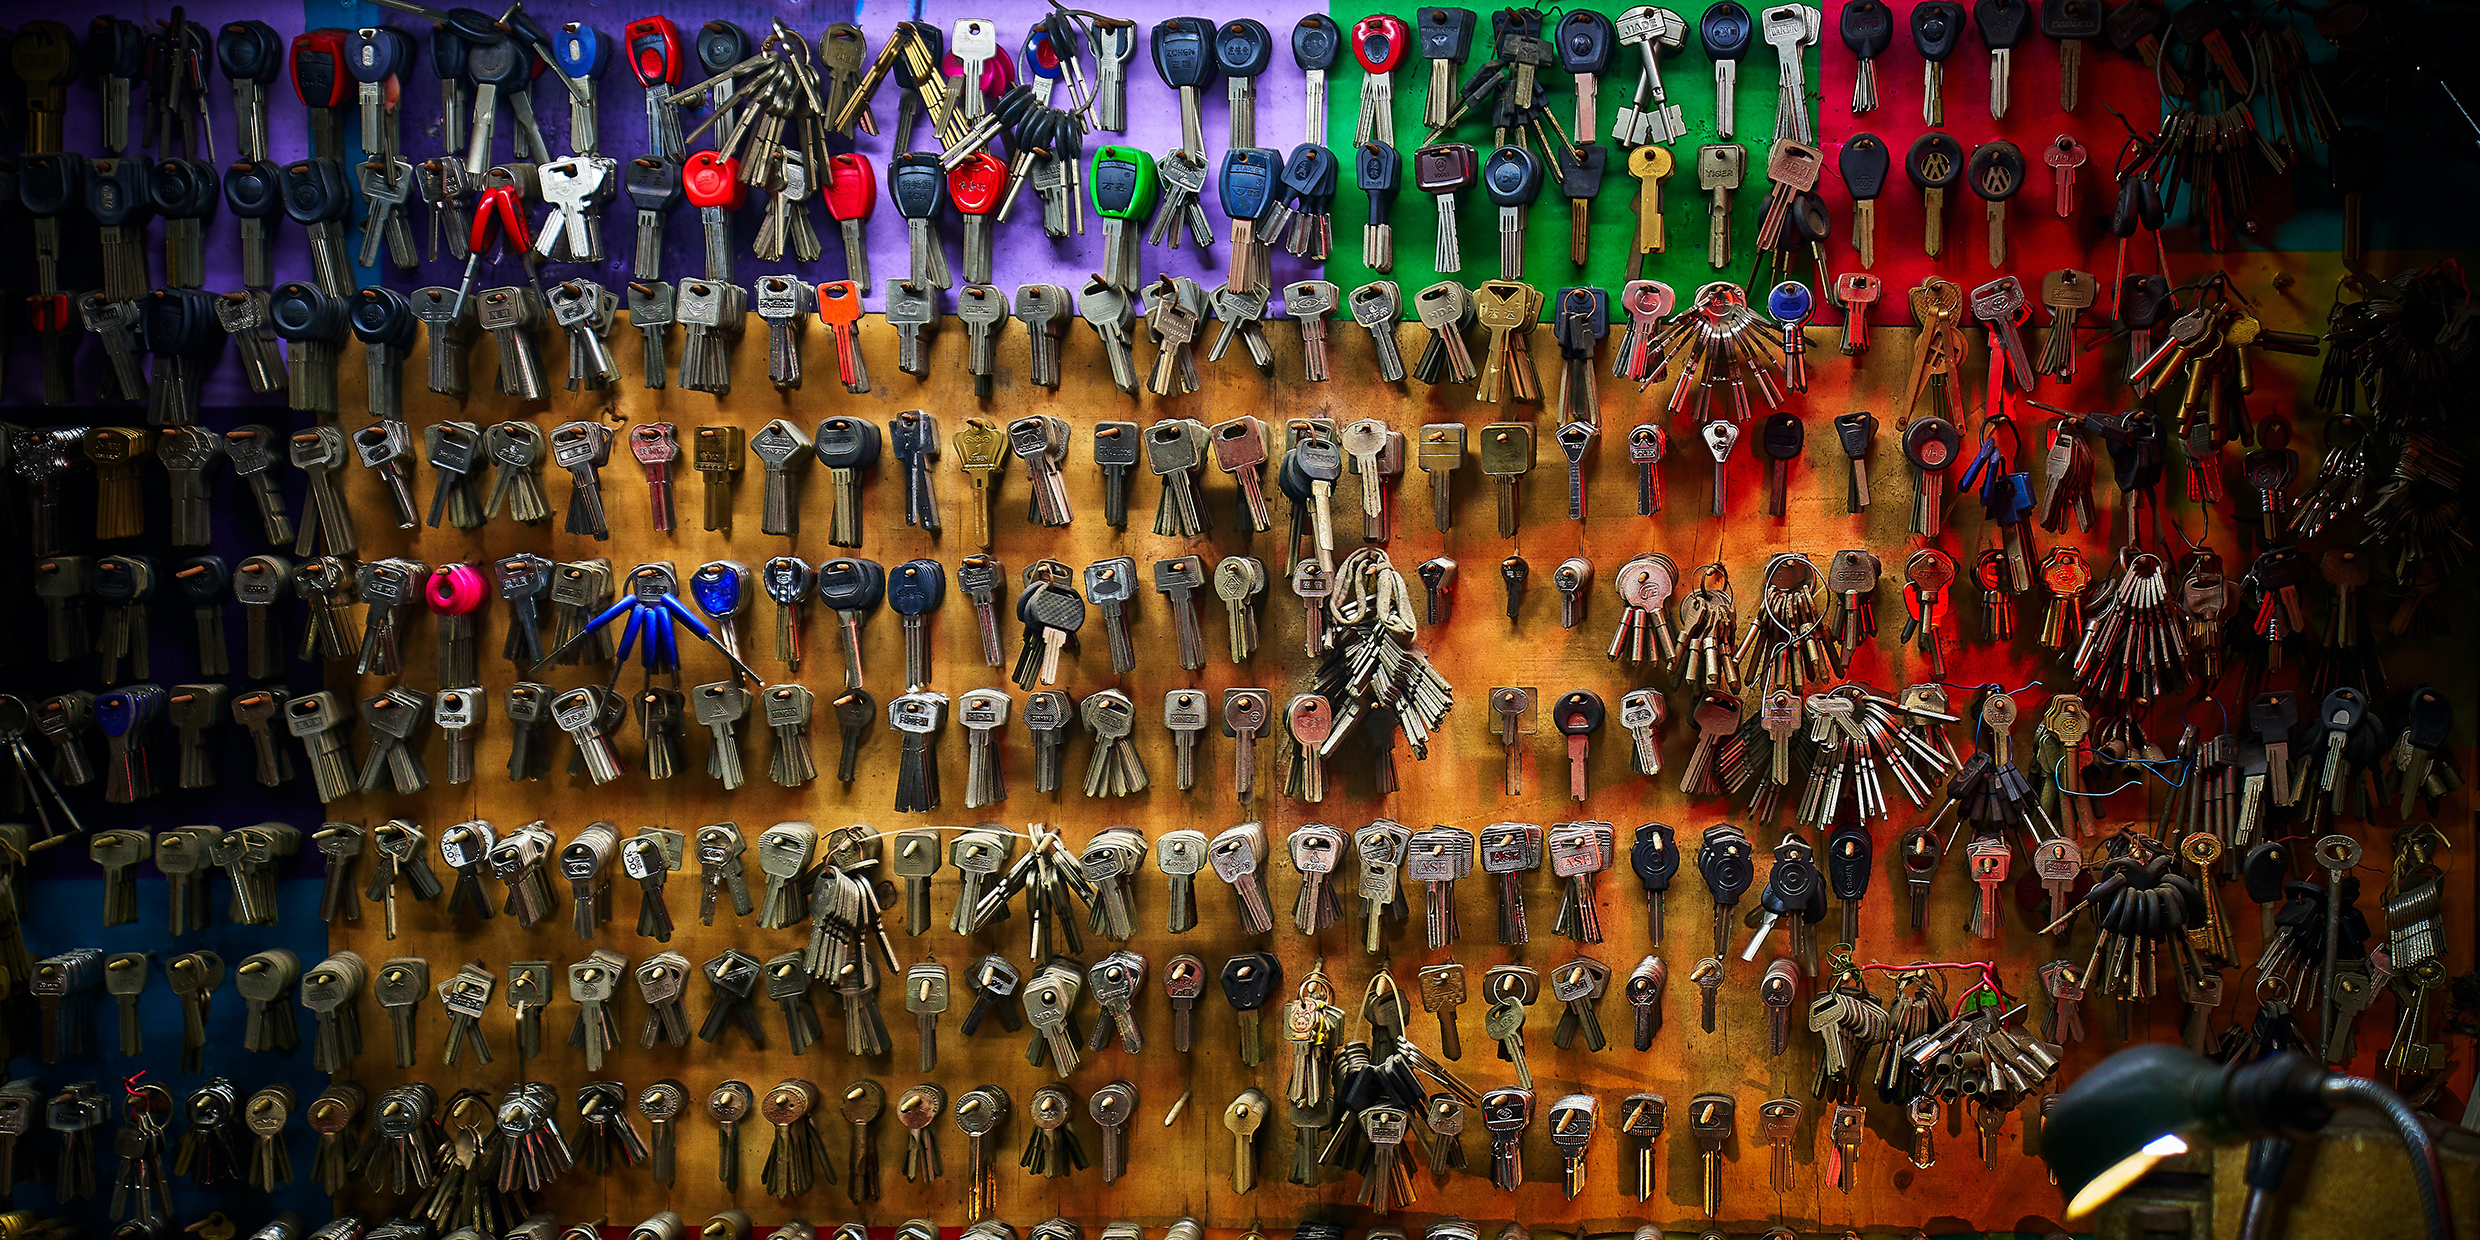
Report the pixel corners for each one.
[1481,145,1541,208]
[1839,132,1889,200]
[2038,0,2104,39]
[1555,10,1613,74]
[1357,140,1402,204]
[1219,951,1281,1009]
[142,290,214,357]
[816,557,887,614]
[1905,133,1963,190]
[1966,140,2025,201]
[1215,19,1272,78]
[1631,822,1679,892]
[1150,16,1215,89]
[86,159,156,229]
[625,155,682,214]
[1840,0,1894,58]
[1825,822,1871,901]
[888,559,946,617]
[350,286,416,348]
[1760,837,1818,910]
[813,417,884,471]
[1911,1,1965,60]
[222,159,281,219]
[2238,841,2287,909]
[696,20,748,80]
[1281,143,1339,201]
[1696,830,1753,903]
[1761,412,1805,461]
[2405,684,2453,749]
[1901,415,1960,472]
[1418,8,1477,62]
[2118,274,2170,328]
[87,17,142,80]
[1553,690,1605,735]
[1700,2,1752,59]
[218,20,283,84]
[1292,14,1341,70]
[280,157,349,224]
[888,153,948,220]
[1972,0,2031,49]
[2248,690,2298,741]
[2314,688,2365,737]
[151,159,221,221]
[1555,140,1607,200]
[19,153,89,217]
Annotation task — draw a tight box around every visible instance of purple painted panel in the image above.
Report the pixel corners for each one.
[7,0,330,408]
[358,0,1336,307]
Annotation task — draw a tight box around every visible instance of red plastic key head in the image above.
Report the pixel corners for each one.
[824,152,876,223]
[468,183,534,255]
[289,29,352,107]
[623,16,682,89]
[1352,14,1409,73]
[682,150,745,210]
[948,151,1007,217]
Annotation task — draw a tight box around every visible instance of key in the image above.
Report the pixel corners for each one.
[1699,2,1752,136]
[1197,822,1270,936]
[811,417,881,550]
[1199,689,1267,807]
[2041,0,2104,109]
[1902,414,1961,535]
[1475,422,1534,537]
[1413,143,1476,273]
[1149,16,1215,156]
[1547,11,1614,146]
[1827,134,1891,271]
[1691,144,1747,269]
[1617,146,1676,280]
[1907,132,1964,257]
[1479,145,1542,279]
[1904,0,1964,124]
[1973,0,2030,117]
[1329,283,1407,389]
[1553,691,1606,802]
[2020,143,2083,247]
[743,419,812,538]
[1966,140,2026,266]
[1219,1088,1268,1194]
[1684,1093,1737,1217]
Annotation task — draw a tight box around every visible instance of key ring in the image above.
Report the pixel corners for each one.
[1298,960,1334,1006]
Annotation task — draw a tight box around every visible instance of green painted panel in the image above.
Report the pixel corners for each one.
[1320,1,1818,309]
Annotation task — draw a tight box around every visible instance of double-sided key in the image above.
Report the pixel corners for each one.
[1907,132,1964,258]
[1911,1,1965,125]
[1966,140,2026,266]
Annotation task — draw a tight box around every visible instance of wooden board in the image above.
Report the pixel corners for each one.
[329,299,2474,1236]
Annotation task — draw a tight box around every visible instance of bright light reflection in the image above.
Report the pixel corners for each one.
[2065,1133,2193,1221]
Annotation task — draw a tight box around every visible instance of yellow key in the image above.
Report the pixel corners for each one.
[1627,145,1673,279]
